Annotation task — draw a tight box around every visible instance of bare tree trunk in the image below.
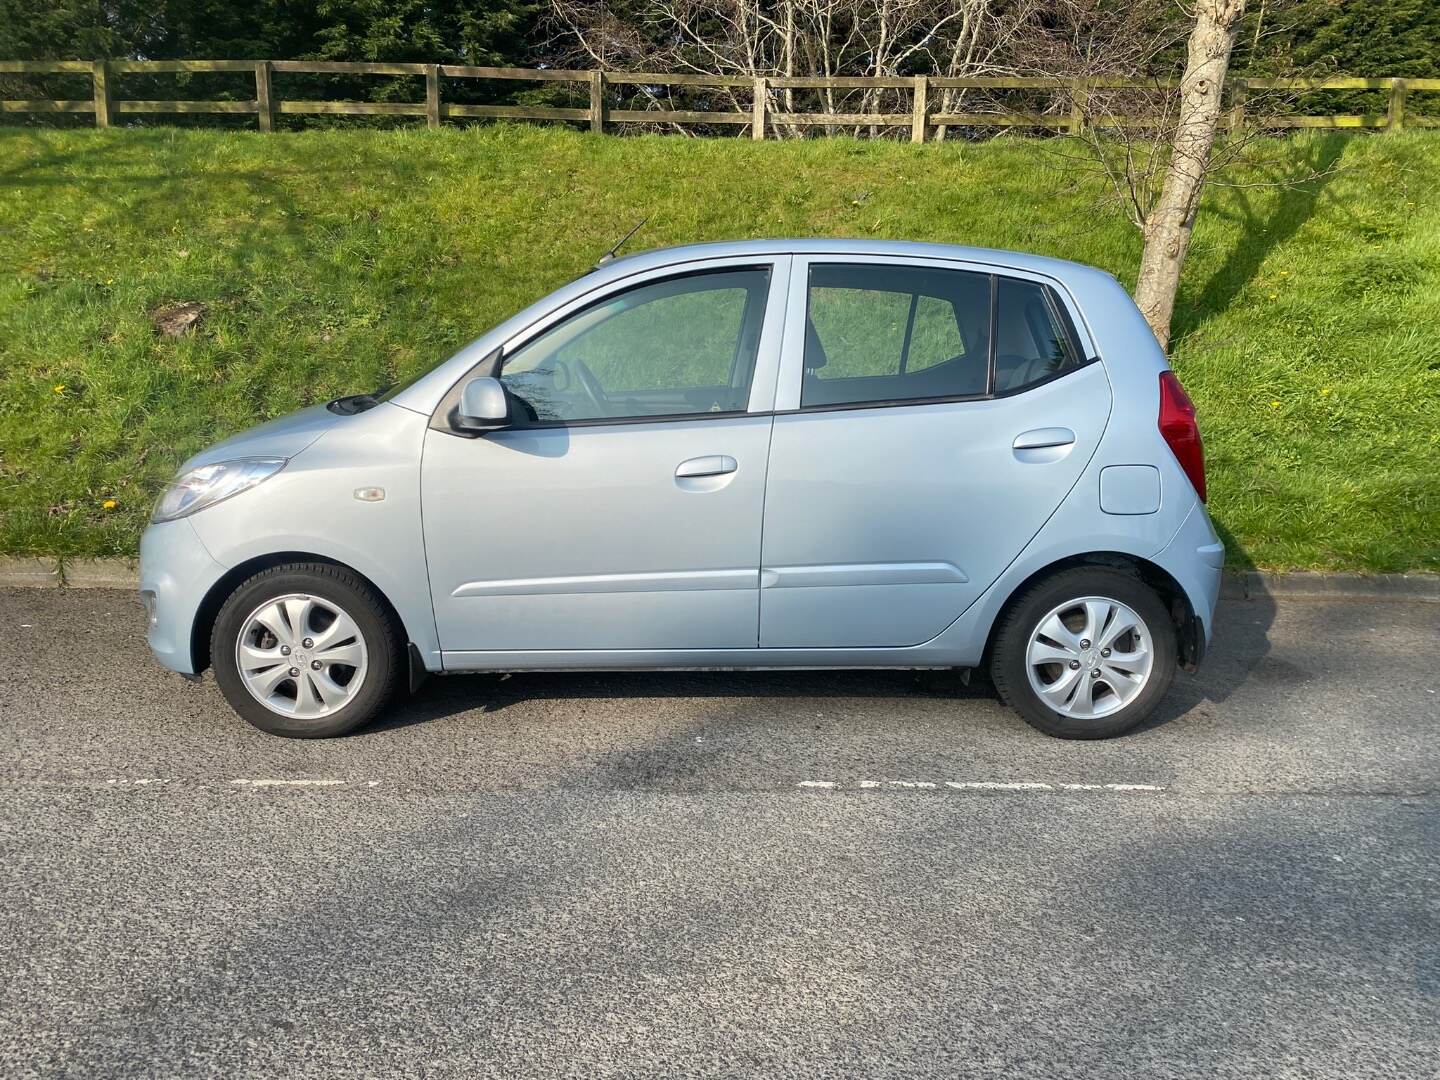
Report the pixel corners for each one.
[1132,0,1246,350]
[782,0,795,115]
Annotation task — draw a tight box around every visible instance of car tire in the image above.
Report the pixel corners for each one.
[990,566,1177,740]
[211,562,403,738]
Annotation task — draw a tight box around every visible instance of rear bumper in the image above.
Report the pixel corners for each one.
[138,518,228,675]
[1152,501,1224,662]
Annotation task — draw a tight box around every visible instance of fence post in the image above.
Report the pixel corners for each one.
[91,60,111,129]
[589,70,605,133]
[752,77,766,140]
[255,61,273,132]
[1228,79,1247,132]
[910,76,928,143]
[1068,79,1086,135]
[426,64,441,129]
[1387,77,1407,131]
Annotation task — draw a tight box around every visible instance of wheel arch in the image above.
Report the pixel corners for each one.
[189,552,410,674]
[981,551,1201,673]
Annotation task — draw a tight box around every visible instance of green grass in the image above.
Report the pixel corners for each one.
[0,125,1437,570]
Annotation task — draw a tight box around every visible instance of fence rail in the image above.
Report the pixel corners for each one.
[2,60,1437,138]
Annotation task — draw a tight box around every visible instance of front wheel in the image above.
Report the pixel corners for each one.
[211,562,403,738]
[990,567,1177,740]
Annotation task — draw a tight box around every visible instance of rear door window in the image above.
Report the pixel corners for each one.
[802,264,991,408]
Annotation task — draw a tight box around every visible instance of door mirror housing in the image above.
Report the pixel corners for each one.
[453,376,513,434]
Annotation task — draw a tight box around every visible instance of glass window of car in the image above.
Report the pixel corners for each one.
[802,264,991,408]
[993,277,1081,394]
[500,268,770,424]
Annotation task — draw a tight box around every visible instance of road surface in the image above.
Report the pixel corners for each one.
[2,587,1436,1078]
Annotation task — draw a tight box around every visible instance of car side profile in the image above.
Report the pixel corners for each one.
[139,239,1222,740]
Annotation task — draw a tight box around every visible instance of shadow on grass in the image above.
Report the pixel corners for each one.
[1174,132,1351,342]
[1214,518,1255,572]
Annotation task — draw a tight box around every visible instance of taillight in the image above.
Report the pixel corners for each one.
[1158,371,1206,502]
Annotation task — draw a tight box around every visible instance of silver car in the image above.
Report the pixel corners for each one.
[140,240,1222,740]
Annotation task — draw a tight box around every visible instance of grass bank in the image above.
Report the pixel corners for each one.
[0,125,1436,570]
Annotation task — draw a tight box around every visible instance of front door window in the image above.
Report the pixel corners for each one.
[501,269,771,424]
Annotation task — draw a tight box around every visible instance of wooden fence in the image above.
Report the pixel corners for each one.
[2,60,1437,139]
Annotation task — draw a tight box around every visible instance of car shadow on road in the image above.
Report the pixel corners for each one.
[1135,524,1275,734]
[1133,577,1275,734]
[366,664,994,736]
[366,570,1276,741]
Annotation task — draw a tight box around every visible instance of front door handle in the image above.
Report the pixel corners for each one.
[1013,428,1076,450]
[675,455,738,479]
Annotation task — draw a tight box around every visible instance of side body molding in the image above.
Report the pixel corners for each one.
[759,562,968,589]
[453,569,757,597]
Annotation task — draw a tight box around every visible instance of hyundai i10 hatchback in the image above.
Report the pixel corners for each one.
[139,240,1222,740]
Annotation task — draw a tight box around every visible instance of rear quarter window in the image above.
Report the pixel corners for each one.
[993,278,1082,394]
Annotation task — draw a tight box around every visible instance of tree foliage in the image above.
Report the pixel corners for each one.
[3,0,1434,74]
[1242,0,1440,77]
[0,0,540,62]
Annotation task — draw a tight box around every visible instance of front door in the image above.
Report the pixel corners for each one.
[424,261,788,654]
[758,258,1111,648]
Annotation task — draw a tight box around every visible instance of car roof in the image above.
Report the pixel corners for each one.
[598,238,1110,285]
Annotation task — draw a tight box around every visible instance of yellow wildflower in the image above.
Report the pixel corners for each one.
[102,499,117,510]
[52,384,65,394]
[1270,400,1281,408]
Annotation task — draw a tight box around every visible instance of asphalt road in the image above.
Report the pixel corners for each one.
[1,586,1437,1079]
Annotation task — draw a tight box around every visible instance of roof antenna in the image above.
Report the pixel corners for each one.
[594,217,649,269]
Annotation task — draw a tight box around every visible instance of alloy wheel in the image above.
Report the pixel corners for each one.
[1024,595,1154,719]
[235,593,369,719]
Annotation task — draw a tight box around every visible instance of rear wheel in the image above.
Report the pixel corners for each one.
[990,567,1176,739]
[211,563,403,738]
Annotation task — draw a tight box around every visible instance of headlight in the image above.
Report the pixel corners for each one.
[151,458,287,523]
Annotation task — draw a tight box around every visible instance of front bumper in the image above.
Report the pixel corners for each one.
[138,518,228,675]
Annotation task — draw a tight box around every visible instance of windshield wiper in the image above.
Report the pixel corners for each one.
[326,391,386,415]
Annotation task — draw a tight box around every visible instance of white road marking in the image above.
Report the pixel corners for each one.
[81,776,1162,795]
[799,779,1166,793]
[47,777,385,790]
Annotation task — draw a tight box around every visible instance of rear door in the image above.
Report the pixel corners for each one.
[757,256,1111,648]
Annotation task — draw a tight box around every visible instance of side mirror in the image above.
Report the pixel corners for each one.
[453,376,513,434]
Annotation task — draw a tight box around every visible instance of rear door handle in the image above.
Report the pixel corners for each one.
[1013,427,1076,450]
[675,455,738,478]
